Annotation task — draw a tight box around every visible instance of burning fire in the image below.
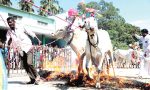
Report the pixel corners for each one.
[40,53,150,89]
[43,56,78,73]
[39,70,150,89]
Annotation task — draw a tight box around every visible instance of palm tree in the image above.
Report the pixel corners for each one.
[0,0,12,6]
[39,0,64,16]
[18,0,34,13]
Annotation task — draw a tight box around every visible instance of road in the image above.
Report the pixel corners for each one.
[7,68,150,90]
[8,76,95,90]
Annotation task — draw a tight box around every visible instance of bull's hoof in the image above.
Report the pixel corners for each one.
[138,75,142,79]
[95,82,101,88]
[86,75,93,81]
[89,73,94,79]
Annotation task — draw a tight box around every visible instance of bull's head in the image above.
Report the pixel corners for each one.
[50,16,84,40]
[82,17,98,38]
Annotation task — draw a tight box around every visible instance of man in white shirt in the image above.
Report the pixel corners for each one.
[6,17,41,84]
[134,29,150,78]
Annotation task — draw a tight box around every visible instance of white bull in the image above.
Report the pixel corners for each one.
[80,17,114,88]
[50,15,114,88]
[50,16,87,74]
[114,49,140,68]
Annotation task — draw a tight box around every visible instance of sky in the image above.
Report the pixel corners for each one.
[11,0,150,30]
[57,0,150,30]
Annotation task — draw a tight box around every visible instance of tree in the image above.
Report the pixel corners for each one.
[39,0,64,16]
[77,0,140,49]
[0,0,12,6]
[18,0,35,13]
[77,2,86,15]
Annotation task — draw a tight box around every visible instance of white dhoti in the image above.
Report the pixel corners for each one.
[144,57,150,75]
[139,56,150,78]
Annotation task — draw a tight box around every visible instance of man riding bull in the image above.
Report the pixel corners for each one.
[67,8,79,33]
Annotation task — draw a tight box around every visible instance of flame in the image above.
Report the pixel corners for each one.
[146,83,150,88]
[42,56,78,73]
[42,70,150,89]
[41,53,150,89]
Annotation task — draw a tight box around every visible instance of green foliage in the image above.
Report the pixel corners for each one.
[18,0,35,13]
[0,0,12,6]
[77,0,140,49]
[38,0,64,16]
[1,0,141,49]
[1,0,64,16]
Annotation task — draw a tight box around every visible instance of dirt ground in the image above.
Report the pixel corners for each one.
[8,68,150,90]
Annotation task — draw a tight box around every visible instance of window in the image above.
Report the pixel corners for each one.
[8,13,22,20]
[37,21,48,26]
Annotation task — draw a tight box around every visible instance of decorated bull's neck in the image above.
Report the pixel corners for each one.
[87,32,99,48]
[65,16,84,45]
[67,33,74,45]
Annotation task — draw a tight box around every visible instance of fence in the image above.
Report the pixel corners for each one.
[2,45,75,77]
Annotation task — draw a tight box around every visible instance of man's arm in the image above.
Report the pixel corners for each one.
[147,35,150,47]
[133,34,142,40]
[6,30,11,46]
[5,30,13,50]
[24,28,41,45]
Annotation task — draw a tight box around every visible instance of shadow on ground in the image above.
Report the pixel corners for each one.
[8,81,25,85]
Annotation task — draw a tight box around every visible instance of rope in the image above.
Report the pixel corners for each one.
[45,37,61,46]
[25,0,81,29]
[0,0,82,46]
[0,14,62,46]
[0,14,8,27]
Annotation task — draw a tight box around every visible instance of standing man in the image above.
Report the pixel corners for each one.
[6,16,41,84]
[134,29,150,78]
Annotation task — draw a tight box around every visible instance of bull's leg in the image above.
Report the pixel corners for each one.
[135,63,138,68]
[107,50,113,63]
[78,57,83,74]
[77,53,84,75]
[95,53,105,88]
[80,52,86,74]
[118,58,122,68]
[107,50,115,76]
[85,54,93,79]
[102,55,109,75]
[70,43,84,75]
[116,57,120,68]
[78,52,87,75]
[133,63,135,68]
[95,70,101,88]
[106,57,110,75]
[137,62,140,68]
[98,53,105,72]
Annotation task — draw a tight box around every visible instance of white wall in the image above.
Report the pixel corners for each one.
[0,12,9,27]
[0,11,55,36]
[49,12,69,32]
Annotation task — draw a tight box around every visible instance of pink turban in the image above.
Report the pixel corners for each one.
[68,8,78,17]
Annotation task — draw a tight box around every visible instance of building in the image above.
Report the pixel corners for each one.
[0,4,67,47]
[50,12,69,31]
